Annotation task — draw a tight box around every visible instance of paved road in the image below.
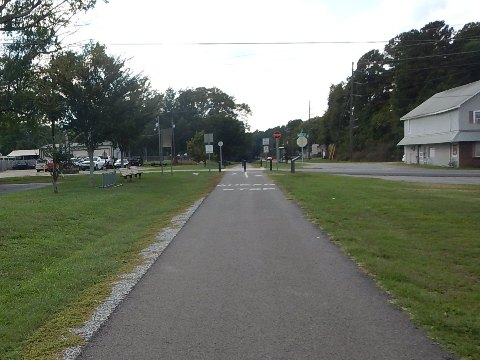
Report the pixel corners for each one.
[0,182,50,195]
[298,162,480,185]
[77,165,455,360]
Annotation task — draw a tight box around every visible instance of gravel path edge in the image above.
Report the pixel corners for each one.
[63,197,205,360]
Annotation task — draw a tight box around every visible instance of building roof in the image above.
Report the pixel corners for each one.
[398,130,480,145]
[400,79,480,121]
[7,149,40,157]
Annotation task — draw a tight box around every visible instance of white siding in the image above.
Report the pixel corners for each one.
[403,144,451,166]
[407,110,458,136]
[460,94,480,130]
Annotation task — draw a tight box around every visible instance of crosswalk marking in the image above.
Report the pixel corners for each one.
[218,182,276,192]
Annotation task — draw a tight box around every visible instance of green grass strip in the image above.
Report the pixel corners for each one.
[273,172,480,359]
[0,172,221,359]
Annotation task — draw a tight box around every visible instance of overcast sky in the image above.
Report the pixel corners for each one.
[68,0,479,131]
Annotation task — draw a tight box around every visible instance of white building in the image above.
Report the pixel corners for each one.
[398,80,480,168]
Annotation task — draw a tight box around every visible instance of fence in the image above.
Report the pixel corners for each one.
[0,158,14,172]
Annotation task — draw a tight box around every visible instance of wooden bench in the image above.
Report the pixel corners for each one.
[130,166,142,178]
[119,167,143,180]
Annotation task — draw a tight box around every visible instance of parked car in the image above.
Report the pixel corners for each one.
[35,159,48,172]
[47,160,55,172]
[114,159,129,168]
[100,156,114,169]
[128,157,143,166]
[79,156,106,171]
[12,161,34,170]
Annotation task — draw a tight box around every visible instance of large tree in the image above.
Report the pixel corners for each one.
[107,76,161,164]
[0,0,102,154]
[158,87,251,161]
[50,43,140,185]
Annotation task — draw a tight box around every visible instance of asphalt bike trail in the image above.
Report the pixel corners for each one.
[78,165,455,360]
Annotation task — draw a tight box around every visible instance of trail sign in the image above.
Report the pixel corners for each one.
[204,133,213,144]
[297,136,308,148]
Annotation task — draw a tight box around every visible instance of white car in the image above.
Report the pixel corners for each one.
[114,159,129,168]
[79,156,106,171]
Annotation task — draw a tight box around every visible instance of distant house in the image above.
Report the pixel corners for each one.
[7,149,40,159]
[398,79,480,168]
[39,141,118,159]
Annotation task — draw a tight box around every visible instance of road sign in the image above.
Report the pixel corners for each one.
[274,131,281,139]
[262,138,270,146]
[297,136,308,148]
[218,141,223,147]
[204,133,213,144]
[205,144,213,154]
[263,146,269,154]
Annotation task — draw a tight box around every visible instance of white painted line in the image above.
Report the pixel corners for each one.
[250,188,261,191]
[255,174,263,177]
[263,188,276,190]
[223,189,235,191]
[244,172,249,178]
[253,184,262,186]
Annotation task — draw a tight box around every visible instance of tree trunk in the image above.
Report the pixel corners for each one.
[88,150,95,186]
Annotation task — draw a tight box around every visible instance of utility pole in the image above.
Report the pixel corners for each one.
[171,120,175,175]
[349,62,355,160]
[157,115,163,175]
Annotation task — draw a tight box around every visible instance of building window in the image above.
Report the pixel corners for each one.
[470,111,480,124]
[474,142,480,157]
[452,144,458,156]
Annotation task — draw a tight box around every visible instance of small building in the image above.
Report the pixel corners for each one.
[39,142,118,159]
[398,79,480,167]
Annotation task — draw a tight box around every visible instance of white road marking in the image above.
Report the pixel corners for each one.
[219,183,276,192]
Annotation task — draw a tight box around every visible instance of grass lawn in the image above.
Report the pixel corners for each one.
[273,172,480,359]
[0,171,221,360]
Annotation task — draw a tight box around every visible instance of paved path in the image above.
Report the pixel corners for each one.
[78,165,455,359]
[0,182,50,195]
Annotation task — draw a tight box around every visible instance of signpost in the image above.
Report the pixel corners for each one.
[274,131,281,171]
[205,144,213,172]
[297,136,308,163]
[204,133,213,172]
[218,141,223,172]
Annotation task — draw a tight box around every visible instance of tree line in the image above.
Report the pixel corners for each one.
[1,8,479,166]
[253,21,480,161]
[0,0,251,177]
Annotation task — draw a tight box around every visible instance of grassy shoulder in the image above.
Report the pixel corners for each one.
[272,172,479,360]
[0,171,221,360]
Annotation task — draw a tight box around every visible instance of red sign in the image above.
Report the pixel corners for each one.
[273,131,281,139]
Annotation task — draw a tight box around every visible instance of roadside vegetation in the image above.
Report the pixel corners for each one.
[273,172,479,359]
[0,172,221,360]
